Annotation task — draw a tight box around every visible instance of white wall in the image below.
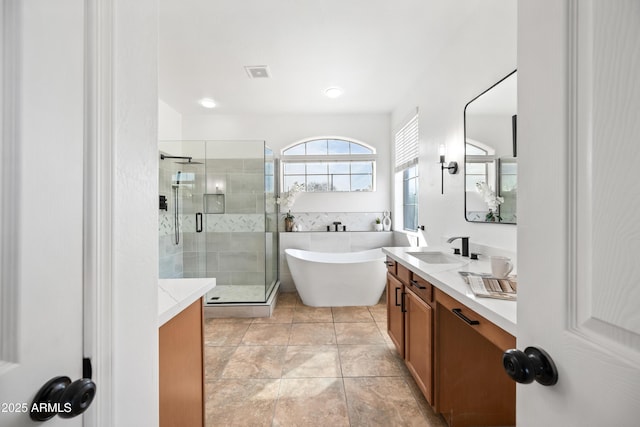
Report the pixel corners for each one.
[113,1,159,425]
[159,98,182,140]
[181,113,391,213]
[391,1,517,252]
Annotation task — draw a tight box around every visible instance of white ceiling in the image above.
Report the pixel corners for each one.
[158,0,484,116]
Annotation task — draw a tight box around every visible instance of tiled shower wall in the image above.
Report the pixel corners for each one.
[159,155,184,278]
[181,158,267,287]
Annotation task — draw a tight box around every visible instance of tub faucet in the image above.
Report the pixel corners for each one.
[446,236,469,257]
[333,221,342,232]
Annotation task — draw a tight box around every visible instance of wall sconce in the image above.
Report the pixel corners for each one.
[439,144,458,194]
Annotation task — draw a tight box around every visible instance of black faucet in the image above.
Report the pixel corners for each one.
[333,221,342,232]
[446,236,469,257]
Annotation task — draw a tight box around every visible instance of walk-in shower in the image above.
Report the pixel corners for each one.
[158,140,279,305]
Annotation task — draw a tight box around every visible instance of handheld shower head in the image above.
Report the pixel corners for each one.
[172,171,182,188]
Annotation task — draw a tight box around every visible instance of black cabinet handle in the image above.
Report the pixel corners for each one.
[384,261,394,266]
[401,292,407,313]
[410,279,426,289]
[394,286,401,307]
[196,212,203,232]
[452,308,479,325]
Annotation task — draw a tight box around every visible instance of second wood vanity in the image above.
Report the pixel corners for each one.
[384,248,516,427]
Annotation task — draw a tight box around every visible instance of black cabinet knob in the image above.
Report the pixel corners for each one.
[502,346,558,386]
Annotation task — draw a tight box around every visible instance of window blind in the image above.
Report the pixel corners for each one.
[394,114,419,172]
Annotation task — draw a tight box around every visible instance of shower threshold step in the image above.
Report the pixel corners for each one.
[204,282,279,319]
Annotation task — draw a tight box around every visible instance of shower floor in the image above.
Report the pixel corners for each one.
[206,284,274,304]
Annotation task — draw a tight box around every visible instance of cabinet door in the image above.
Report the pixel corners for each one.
[160,299,205,427]
[435,293,515,427]
[386,273,405,357]
[404,289,433,405]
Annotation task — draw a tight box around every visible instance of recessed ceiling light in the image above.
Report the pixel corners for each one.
[199,98,216,109]
[324,87,343,99]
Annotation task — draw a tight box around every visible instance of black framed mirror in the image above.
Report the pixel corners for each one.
[464,70,517,224]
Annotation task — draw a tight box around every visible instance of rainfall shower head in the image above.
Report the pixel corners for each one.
[160,154,203,165]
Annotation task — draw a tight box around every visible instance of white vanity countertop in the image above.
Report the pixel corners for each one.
[158,278,216,327]
[382,247,517,336]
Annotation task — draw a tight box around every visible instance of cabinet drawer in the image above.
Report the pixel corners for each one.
[385,256,397,275]
[435,289,515,351]
[396,262,411,285]
[408,273,433,304]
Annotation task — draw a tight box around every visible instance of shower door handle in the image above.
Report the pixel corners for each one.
[196,212,203,232]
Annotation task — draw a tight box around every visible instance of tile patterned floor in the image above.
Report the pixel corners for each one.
[204,292,447,427]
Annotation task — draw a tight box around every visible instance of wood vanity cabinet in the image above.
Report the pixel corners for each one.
[435,289,515,427]
[386,262,435,404]
[404,287,433,404]
[385,255,397,276]
[159,298,205,427]
[385,256,516,427]
[386,272,405,357]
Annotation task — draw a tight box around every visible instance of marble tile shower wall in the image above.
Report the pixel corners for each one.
[180,158,267,285]
[205,158,265,215]
[181,231,265,285]
[281,212,390,232]
[159,155,267,280]
[159,155,183,278]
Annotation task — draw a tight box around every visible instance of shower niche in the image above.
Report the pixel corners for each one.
[158,140,279,305]
[204,194,225,214]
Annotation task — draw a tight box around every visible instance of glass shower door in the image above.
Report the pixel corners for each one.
[202,140,270,304]
[159,139,278,304]
[264,146,278,299]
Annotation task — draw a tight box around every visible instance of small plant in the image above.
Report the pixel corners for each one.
[375,217,381,224]
[285,211,295,220]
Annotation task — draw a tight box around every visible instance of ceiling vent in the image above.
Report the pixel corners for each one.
[244,65,271,79]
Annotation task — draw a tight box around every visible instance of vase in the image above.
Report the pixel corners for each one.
[284,218,294,232]
[382,211,391,231]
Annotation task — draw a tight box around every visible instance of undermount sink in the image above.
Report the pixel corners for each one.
[406,251,462,264]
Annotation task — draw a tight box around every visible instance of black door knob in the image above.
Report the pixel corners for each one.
[30,375,96,421]
[502,346,558,386]
[58,378,97,418]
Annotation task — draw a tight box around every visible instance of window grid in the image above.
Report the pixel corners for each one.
[402,165,419,232]
[395,113,419,231]
[395,114,419,171]
[281,139,376,193]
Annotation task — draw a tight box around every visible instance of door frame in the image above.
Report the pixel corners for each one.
[84,0,115,425]
[0,0,20,375]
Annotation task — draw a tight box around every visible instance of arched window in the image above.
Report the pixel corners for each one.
[281,138,376,192]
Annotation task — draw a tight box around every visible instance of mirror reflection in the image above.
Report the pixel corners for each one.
[464,70,517,224]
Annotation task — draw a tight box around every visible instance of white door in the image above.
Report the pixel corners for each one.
[0,1,86,425]
[517,0,640,425]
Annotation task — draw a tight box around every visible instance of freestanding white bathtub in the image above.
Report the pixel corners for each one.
[285,248,386,307]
